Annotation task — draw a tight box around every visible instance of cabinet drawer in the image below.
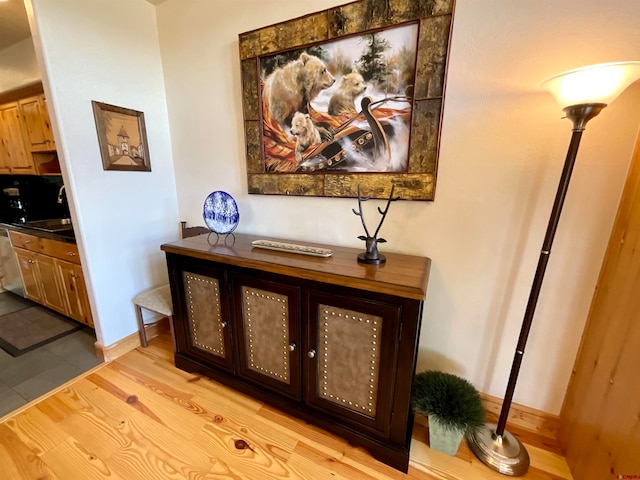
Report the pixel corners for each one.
[40,238,80,264]
[9,230,40,252]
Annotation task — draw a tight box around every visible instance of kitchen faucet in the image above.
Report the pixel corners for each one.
[57,185,65,204]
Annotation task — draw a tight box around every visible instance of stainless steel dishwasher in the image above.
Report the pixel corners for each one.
[0,228,24,297]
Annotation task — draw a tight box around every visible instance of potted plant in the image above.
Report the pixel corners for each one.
[411,370,485,455]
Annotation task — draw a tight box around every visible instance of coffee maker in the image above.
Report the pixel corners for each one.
[2,187,28,223]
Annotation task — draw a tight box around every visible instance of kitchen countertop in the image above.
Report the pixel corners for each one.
[0,222,76,244]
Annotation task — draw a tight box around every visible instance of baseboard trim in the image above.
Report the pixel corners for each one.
[480,392,559,439]
[95,317,169,362]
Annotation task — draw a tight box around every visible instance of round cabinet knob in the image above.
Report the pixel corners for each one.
[221,321,228,328]
[288,343,296,352]
[308,349,316,359]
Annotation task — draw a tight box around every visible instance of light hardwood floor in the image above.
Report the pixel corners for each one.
[0,334,573,479]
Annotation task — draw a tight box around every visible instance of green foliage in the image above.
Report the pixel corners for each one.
[411,370,485,432]
[356,33,391,84]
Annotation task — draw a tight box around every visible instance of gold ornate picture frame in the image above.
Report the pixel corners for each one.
[239,0,454,200]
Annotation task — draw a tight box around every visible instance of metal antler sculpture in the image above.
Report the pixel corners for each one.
[352,184,400,265]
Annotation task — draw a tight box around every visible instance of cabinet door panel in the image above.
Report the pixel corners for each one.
[14,249,41,302]
[36,254,66,314]
[306,289,401,437]
[39,95,56,147]
[232,273,301,400]
[19,96,49,151]
[0,103,34,174]
[174,265,233,373]
[0,116,12,174]
[57,260,93,327]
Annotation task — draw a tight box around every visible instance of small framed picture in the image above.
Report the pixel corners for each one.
[91,101,151,171]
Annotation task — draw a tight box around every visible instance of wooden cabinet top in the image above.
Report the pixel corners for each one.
[161,233,431,300]
[9,229,80,264]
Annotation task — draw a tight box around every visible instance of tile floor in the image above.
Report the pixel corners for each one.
[0,291,102,417]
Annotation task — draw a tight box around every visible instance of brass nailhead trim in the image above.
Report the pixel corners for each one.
[184,272,225,356]
[319,306,380,415]
[243,287,289,382]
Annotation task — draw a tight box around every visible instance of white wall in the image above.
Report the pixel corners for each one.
[26,0,180,346]
[157,0,640,414]
[0,37,40,92]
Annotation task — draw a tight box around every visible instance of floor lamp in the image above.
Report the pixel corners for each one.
[466,61,640,476]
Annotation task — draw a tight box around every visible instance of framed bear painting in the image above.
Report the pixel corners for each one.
[238,0,455,200]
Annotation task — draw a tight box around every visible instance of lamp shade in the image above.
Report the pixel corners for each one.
[542,61,640,108]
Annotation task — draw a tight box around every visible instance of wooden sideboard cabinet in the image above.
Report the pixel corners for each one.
[161,234,430,472]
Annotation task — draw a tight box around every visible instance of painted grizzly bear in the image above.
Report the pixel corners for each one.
[328,69,367,116]
[290,111,321,165]
[262,52,335,127]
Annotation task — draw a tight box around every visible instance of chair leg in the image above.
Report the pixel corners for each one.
[135,305,148,348]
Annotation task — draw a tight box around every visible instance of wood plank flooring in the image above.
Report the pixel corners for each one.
[0,334,573,479]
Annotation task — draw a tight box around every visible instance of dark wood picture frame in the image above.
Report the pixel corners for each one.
[238,0,454,200]
[91,101,151,172]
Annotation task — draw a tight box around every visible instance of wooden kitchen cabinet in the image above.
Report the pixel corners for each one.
[8,230,40,250]
[0,116,11,174]
[0,82,59,175]
[14,246,67,315]
[56,260,94,327]
[19,94,56,152]
[0,102,36,174]
[35,253,67,314]
[162,233,430,472]
[9,230,93,327]
[14,249,42,303]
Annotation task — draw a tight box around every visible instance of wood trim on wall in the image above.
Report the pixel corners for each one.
[480,392,559,440]
[558,131,640,478]
[95,317,169,362]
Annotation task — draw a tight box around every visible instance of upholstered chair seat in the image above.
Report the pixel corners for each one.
[132,222,209,347]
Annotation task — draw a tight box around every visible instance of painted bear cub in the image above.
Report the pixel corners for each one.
[290,111,321,165]
[328,69,367,116]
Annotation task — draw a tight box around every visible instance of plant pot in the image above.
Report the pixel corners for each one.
[428,414,465,455]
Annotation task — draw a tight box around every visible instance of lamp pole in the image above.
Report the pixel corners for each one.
[466,103,605,476]
[466,60,640,477]
[495,103,604,439]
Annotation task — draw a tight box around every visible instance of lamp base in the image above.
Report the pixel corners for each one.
[466,423,530,477]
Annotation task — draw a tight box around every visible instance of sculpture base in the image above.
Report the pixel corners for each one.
[466,423,529,476]
[357,253,386,265]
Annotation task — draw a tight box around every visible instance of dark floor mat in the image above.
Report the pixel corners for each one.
[0,306,82,357]
[0,291,36,316]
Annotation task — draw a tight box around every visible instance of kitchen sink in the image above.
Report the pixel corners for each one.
[22,218,73,233]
